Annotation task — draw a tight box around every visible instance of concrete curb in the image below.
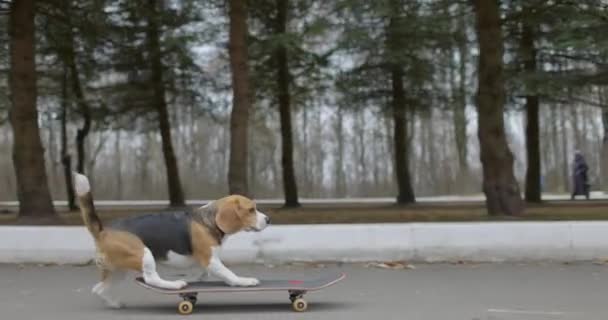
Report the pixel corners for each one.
[1,222,607,264]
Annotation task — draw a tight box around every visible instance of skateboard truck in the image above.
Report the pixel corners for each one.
[179,292,198,304]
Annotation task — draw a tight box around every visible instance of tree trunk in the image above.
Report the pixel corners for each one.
[539,104,550,187]
[356,111,367,191]
[426,109,438,191]
[301,105,309,194]
[570,104,582,150]
[228,0,251,196]
[387,8,415,204]
[549,103,560,190]
[419,113,428,189]
[275,0,299,207]
[391,72,416,205]
[247,132,256,193]
[372,126,381,191]
[454,5,469,177]
[600,108,608,188]
[60,63,76,210]
[524,93,541,202]
[47,106,56,183]
[521,10,541,203]
[312,107,326,197]
[139,133,150,194]
[600,88,608,190]
[9,0,56,217]
[560,104,570,191]
[472,0,523,215]
[57,1,91,176]
[383,111,394,187]
[221,124,230,186]
[146,0,185,206]
[334,105,346,196]
[115,129,122,200]
[65,21,91,175]
[581,103,590,158]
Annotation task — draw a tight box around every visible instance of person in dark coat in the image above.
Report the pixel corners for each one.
[571,151,590,200]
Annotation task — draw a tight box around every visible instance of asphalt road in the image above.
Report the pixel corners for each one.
[1,262,607,320]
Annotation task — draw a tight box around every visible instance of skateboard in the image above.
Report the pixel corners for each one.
[134,271,346,315]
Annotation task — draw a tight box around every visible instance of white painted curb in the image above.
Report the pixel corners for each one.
[1,222,607,264]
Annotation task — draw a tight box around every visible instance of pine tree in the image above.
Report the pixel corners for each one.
[8,0,56,217]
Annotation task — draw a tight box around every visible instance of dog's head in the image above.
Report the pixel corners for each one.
[213,195,270,235]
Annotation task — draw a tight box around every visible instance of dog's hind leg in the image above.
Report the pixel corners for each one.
[141,247,188,290]
[99,231,187,291]
[92,269,125,309]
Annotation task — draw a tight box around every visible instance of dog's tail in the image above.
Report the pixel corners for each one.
[74,172,103,240]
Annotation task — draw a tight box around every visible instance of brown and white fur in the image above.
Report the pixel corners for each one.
[74,173,269,308]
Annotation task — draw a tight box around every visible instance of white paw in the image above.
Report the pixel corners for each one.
[232,277,259,287]
[169,279,188,290]
[106,300,125,309]
[197,271,209,281]
[91,283,103,294]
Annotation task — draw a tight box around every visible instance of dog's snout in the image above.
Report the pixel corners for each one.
[265,216,271,224]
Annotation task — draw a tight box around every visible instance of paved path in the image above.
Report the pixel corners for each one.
[1,262,607,319]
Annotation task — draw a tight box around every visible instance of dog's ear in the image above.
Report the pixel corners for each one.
[216,199,244,234]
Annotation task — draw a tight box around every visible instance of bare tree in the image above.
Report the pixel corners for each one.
[8,0,56,217]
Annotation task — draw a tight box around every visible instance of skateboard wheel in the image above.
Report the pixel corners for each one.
[178,300,194,315]
[292,298,308,312]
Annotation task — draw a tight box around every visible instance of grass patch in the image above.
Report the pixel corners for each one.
[1,201,608,225]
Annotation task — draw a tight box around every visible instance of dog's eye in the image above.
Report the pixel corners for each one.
[249,208,255,213]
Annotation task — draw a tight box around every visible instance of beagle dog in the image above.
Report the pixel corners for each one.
[73,173,270,308]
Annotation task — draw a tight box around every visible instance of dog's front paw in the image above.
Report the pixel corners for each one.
[232,277,259,287]
[167,279,188,290]
[106,300,125,309]
[197,271,209,281]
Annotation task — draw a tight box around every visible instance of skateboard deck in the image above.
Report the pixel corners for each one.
[134,272,345,314]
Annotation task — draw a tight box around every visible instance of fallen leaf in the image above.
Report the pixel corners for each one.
[366,261,415,270]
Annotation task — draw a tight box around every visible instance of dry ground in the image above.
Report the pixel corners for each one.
[2,200,608,225]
